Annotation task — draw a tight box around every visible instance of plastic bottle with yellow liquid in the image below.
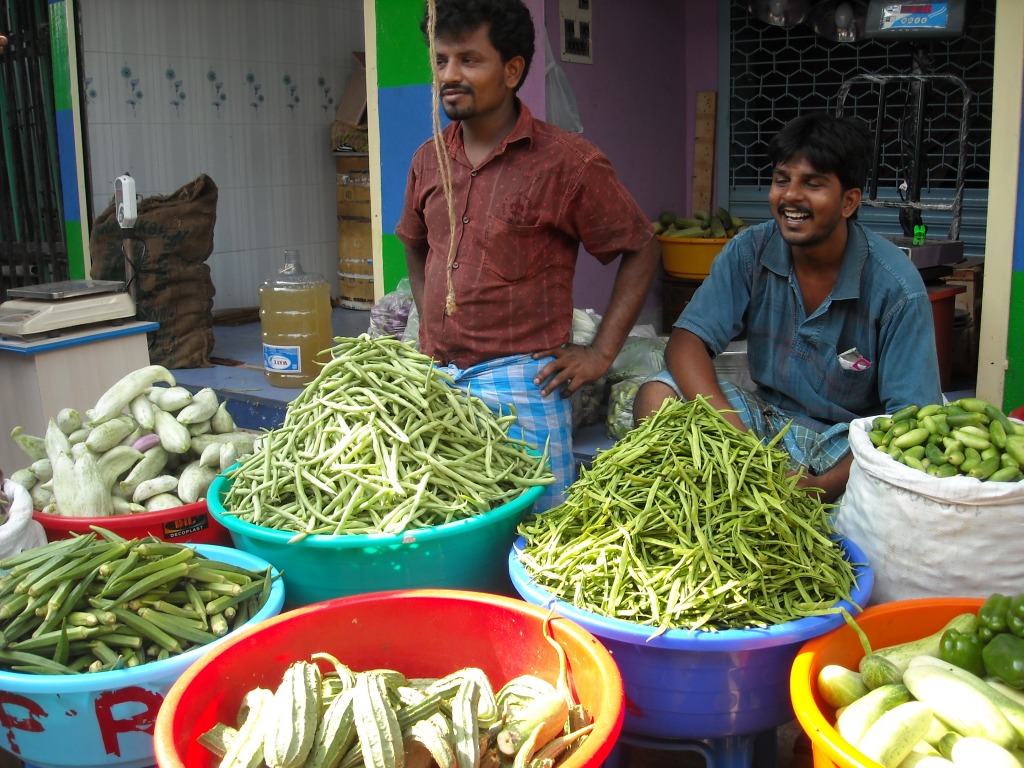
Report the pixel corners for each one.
[259,249,333,387]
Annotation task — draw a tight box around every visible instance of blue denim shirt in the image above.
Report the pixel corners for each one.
[675,219,943,431]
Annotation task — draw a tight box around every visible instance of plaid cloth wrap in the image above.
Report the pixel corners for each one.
[438,354,572,512]
[646,373,851,475]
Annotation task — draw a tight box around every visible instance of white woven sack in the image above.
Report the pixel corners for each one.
[834,416,1024,605]
[0,479,47,560]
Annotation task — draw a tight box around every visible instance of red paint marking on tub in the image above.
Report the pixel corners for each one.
[0,692,47,754]
[95,687,163,756]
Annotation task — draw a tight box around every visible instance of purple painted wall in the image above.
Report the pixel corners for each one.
[537,1,719,318]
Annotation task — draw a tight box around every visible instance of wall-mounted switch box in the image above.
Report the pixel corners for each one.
[559,0,592,64]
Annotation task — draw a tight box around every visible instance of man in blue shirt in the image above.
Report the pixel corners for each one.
[634,113,942,502]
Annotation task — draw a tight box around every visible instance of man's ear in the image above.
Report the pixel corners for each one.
[505,55,526,90]
[842,187,862,219]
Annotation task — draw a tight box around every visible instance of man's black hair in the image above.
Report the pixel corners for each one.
[768,113,873,197]
[421,0,536,92]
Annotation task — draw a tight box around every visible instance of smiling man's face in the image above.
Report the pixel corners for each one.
[768,155,861,249]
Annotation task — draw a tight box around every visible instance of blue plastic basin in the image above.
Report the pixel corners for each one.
[509,535,873,740]
[0,544,284,768]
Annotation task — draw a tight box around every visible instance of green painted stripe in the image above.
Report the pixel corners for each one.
[48,2,72,112]
[381,234,408,294]
[376,0,431,88]
[1003,270,1024,412]
[64,220,85,279]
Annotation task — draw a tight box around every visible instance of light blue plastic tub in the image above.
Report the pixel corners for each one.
[509,535,873,741]
[209,471,545,609]
[0,544,284,768]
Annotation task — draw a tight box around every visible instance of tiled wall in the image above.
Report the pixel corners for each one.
[80,0,365,309]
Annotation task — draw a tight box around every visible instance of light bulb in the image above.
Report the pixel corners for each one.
[834,1,854,30]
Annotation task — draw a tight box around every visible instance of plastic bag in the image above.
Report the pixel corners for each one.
[0,479,47,559]
[606,337,667,384]
[401,301,421,350]
[544,35,583,133]
[368,278,414,339]
[606,378,643,439]
[834,415,1024,605]
[571,308,601,346]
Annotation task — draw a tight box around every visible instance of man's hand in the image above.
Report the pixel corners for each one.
[531,343,611,397]
[792,453,853,504]
[0,35,7,54]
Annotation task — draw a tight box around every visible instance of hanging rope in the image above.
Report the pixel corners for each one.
[426,0,460,316]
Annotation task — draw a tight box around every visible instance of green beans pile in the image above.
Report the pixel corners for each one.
[516,396,860,634]
[0,528,275,674]
[222,335,554,538]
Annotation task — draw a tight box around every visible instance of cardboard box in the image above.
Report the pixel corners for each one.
[338,273,374,310]
[337,182,371,220]
[335,52,367,127]
[338,219,372,269]
[335,154,369,175]
[942,257,984,326]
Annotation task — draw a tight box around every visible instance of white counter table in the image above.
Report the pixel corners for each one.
[0,320,157,472]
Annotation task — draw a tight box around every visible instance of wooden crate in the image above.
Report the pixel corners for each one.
[942,257,984,325]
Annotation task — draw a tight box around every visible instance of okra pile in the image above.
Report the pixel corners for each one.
[868,397,1024,481]
[222,335,555,537]
[0,528,275,674]
[517,395,861,634]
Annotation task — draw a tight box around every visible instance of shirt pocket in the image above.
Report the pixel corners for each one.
[820,350,877,408]
[483,214,556,283]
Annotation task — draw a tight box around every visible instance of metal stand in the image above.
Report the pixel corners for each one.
[836,61,971,242]
[603,729,778,768]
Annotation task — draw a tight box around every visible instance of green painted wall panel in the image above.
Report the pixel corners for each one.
[65,221,84,279]
[48,3,72,112]
[381,234,408,293]
[1004,270,1024,412]
[376,0,430,89]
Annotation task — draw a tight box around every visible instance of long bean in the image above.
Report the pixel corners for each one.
[222,335,554,536]
[516,396,862,633]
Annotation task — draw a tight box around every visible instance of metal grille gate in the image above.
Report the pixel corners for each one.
[726,0,995,256]
[0,0,67,302]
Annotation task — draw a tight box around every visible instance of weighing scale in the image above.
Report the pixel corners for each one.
[0,280,137,339]
[0,174,140,340]
[837,0,971,278]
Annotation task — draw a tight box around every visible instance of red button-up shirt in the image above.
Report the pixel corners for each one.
[395,101,653,368]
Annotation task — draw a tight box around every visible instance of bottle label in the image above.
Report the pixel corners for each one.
[263,344,301,373]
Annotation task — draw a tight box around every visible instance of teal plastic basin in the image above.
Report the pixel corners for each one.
[209,472,544,609]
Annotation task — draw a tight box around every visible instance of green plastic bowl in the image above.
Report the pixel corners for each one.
[208,472,544,608]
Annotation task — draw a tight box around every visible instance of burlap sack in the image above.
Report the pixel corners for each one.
[89,174,218,368]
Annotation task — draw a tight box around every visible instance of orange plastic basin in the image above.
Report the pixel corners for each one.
[790,597,983,768]
[154,588,624,768]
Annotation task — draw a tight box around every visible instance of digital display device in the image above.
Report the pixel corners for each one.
[863,0,966,40]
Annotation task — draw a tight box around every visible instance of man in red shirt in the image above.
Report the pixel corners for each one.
[396,0,660,509]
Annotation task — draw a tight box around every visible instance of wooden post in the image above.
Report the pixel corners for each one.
[692,91,717,216]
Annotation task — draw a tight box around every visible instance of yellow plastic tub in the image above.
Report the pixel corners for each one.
[658,235,729,279]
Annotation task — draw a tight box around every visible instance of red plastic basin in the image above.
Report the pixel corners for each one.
[33,499,233,547]
[154,588,624,768]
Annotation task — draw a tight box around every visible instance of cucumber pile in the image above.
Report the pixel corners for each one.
[817,605,1024,767]
[8,365,256,516]
[653,206,745,239]
[869,398,1024,482]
